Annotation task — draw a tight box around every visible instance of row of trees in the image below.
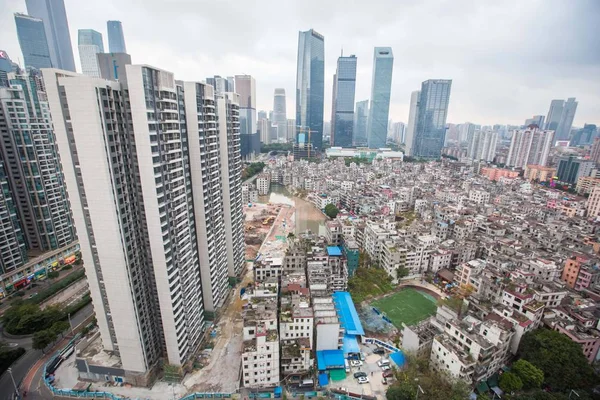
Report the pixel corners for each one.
[33,321,70,351]
[242,162,266,180]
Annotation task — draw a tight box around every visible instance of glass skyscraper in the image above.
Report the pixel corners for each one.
[354,100,369,146]
[25,0,76,71]
[332,55,357,147]
[295,29,324,151]
[367,47,394,149]
[78,29,104,77]
[413,79,452,158]
[107,20,127,53]
[14,13,52,69]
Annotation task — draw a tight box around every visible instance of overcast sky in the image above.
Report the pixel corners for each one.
[1,0,599,126]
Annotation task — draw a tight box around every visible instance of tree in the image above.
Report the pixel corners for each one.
[518,328,598,392]
[32,329,57,352]
[324,203,339,218]
[396,266,410,279]
[512,359,544,390]
[50,321,70,337]
[500,372,523,394]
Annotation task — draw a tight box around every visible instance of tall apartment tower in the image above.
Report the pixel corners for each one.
[217,92,245,278]
[0,157,27,274]
[78,29,104,77]
[273,88,287,142]
[42,65,242,378]
[107,21,127,53]
[353,100,368,146]
[590,137,600,165]
[404,90,420,156]
[14,13,53,70]
[506,126,554,168]
[466,130,498,162]
[0,72,74,253]
[413,79,452,158]
[25,0,76,71]
[332,55,357,147]
[296,29,325,151]
[235,75,260,157]
[367,48,394,149]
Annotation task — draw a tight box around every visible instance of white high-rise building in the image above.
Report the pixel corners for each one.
[506,127,554,168]
[466,130,498,162]
[273,88,287,142]
[404,90,420,156]
[77,29,104,77]
[43,65,242,381]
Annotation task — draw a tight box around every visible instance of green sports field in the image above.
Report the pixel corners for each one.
[370,288,437,328]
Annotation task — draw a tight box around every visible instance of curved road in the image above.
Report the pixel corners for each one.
[0,302,93,400]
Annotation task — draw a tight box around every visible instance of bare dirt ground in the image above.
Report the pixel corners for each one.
[244,203,281,260]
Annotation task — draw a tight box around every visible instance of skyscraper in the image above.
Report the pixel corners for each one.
[545,98,578,141]
[107,20,127,53]
[404,90,420,155]
[0,72,74,252]
[206,75,231,96]
[391,122,405,144]
[78,29,104,77]
[43,64,243,378]
[332,55,357,147]
[273,88,287,142]
[25,0,76,71]
[353,100,368,146]
[0,156,27,274]
[235,75,260,157]
[524,115,545,128]
[287,119,296,142]
[296,29,324,151]
[466,130,498,162]
[413,79,452,158]
[506,126,554,168]
[545,100,564,131]
[367,47,394,149]
[14,13,52,69]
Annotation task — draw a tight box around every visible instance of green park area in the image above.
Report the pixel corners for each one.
[371,288,437,328]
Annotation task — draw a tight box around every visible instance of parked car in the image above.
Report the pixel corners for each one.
[359,352,365,361]
[350,360,363,367]
[377,359,390,368]
[353,371,367,379]
[357,376,369,384]
[381,365,391,371]
[373,347,386,355]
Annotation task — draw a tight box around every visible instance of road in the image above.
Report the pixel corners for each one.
[0,302,93,400]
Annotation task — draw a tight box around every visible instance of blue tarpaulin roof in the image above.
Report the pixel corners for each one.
[316,350,345,370]
[332,292,365,336]
[318,373,329,387]
[342,334,360,355]
[390,351,406,368]
[327,246,343,256]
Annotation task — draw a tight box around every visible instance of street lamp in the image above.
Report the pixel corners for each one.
[7,367,20,398]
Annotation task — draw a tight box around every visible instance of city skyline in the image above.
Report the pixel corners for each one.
[2,0,597,128]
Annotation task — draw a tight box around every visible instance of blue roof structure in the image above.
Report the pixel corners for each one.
[318,373,329,386]
[390,351,406,368]
[332,292,365,336]
[327,246,343,256]
[316,349,345,370]
[342,334,360,355]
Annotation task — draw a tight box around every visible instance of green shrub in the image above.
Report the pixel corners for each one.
[0,347,26,375]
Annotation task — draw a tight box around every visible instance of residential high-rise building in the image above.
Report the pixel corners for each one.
[258,117,270,144]
[296,29,324,151]
[587,187,600,218]
[458,122,478,143]
[524,115,545,128]
[0,72,74,252]
[235,75,260,157]
[413,79,452,158]
[353,100,368,146]
[466,130,498,162]
[25,0,75,71]
[206,75,231,96]
[78,29,104,77]
[287,119,296,142]
[367,47,394,149]
[570,124,597,147]
[545,98,578,141]
[14,13,52,69]
[273,88,287,142]
[590,137,600,165]
[217,92,245,278]
[43,65,242,380]
[404,90,420,155]
[391,122,405,144]
[556,156,594,185]
[332,55,357,147]
[506,126,554,168]
[0,157,27,274]
[97,52,131,81]
[107,20,127,53]
[227,76,235,92]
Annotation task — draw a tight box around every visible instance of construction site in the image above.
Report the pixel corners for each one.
[244,202,284,260]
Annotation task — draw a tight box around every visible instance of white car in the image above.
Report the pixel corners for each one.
[381,365,391,371]
[357,376,369,384]
[350,360,363,367]
[377,360,390,367]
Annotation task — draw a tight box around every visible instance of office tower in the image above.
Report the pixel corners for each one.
[524,115,545,128]
[287,119,296,142]
[0,71,74,252]
[184,82,229,312]
[78,29,104,77]
[258,117,270,144]
[353,100,368,146]
[466,130,498,162]
[506,126,554,168]
[258,110,267,120]
[570,124,597,147]
[273,88,287,142]
[296,29,324,151]
[556,156,594,185]
[391,122,405,144]
[404,90,420,155]
[0,156,27,274]
[0,51,12,87]
[545,100,564,131]
[332,55,357,147]
[235,75,259,157]
[206,75,233,97]
[25,0,75,71]
[97,52,132,81]
[217,92,245,278]
[545,98,578,141]
[42,65,240,378]
[367,47,394,149]
[413,79,452,158]
[227,76,235,92]
[107,20,127,53]
[330,72,337,143]
[14,13,52,69]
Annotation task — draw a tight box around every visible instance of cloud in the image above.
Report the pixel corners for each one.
[1,0,598,126]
